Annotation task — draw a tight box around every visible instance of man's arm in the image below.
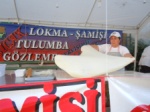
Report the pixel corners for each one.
[124,53,134,58]
[90,45,99,51]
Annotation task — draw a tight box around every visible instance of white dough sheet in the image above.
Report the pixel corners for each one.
[54,45,135,78]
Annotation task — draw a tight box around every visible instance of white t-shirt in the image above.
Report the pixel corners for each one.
[139,46,150,67]
[98,44,130,56]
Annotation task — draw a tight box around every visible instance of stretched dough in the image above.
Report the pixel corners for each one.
[54,45,135,78]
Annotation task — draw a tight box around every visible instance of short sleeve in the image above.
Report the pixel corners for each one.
[142,46,150,57]
[98,44,110,53]
[120,46,130,56]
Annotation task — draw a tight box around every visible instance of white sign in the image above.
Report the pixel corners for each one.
[0,78,105,112]
[108,74,150,112]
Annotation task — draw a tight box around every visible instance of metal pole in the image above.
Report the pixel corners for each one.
[13,0,19,24]
[134,29,138,71]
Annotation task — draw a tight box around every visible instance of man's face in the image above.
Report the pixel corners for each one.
[110,36,120,47]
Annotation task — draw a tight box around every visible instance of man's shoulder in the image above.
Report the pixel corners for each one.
[119,45,127,49]
[119,45,129,53]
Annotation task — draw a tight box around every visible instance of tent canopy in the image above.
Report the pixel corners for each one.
[1,0,150,71]
[0,0,150,30]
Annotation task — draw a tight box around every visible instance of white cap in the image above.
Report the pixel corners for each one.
[109,31,121,38]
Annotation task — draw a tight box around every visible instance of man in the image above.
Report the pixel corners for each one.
[139,46,150,73]
[91,31,133,58]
